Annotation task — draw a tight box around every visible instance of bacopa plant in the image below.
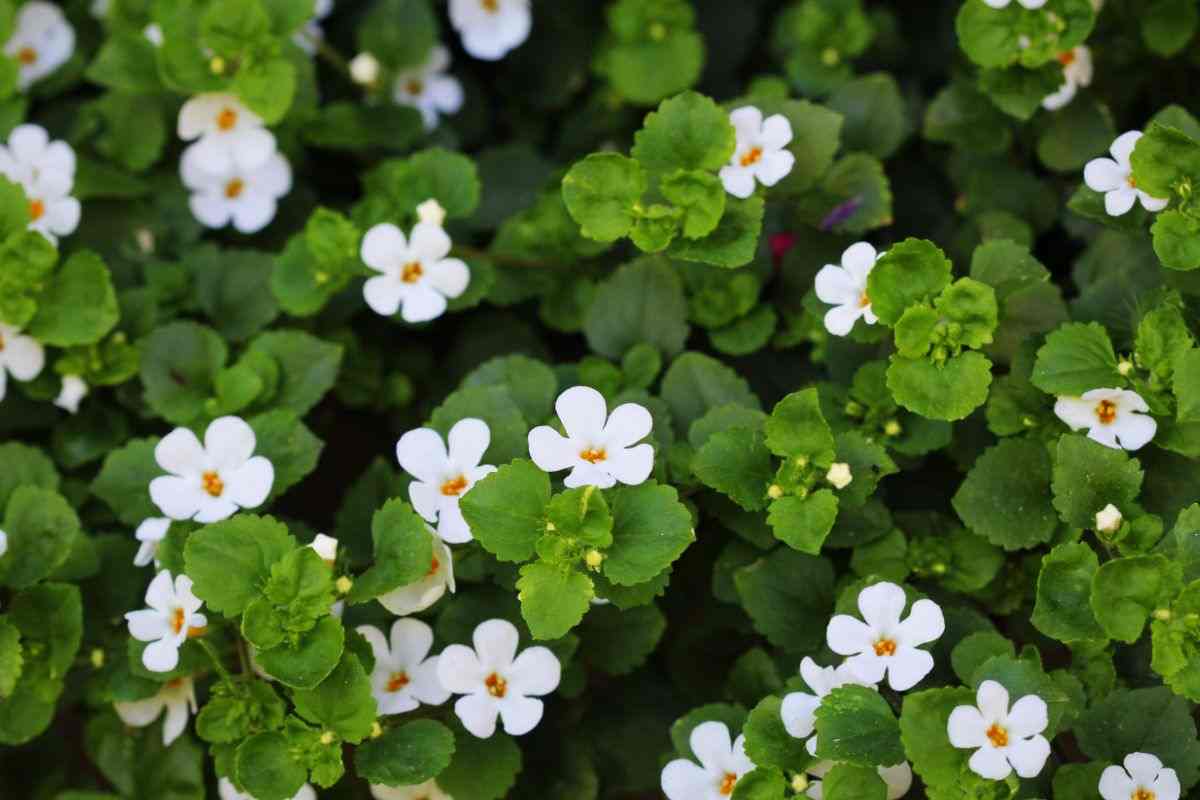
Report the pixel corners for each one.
[2,0,1200,798]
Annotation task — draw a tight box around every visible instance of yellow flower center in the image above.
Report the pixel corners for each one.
[739,147,763,168]
[1095,399,1118,425]
[29,199,44,220]
[0,332,5,351]
[224,179,245,199]
[401,261,424,283]
[426,555,441,577]
[1133,789,1156,800]
[579,447,607,464]
[217,108,238,131]
[1057,50,1076,66]
[407,79,424,96]
[719,773,738,795]
[481,0,499,11]
[17,47,36,65]
[386,671,410,692]
[440,475,468,496]
[1127,175,1138,189]
[171,607,186,635]
[485,672,507,698]
[986,723,1009,748]
[858,292,871,308]
[873,638,897,657]
[201,471,224,497]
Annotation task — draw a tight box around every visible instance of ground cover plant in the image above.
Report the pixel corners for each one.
[0,0,1199,798]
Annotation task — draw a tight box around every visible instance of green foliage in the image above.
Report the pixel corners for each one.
[813,685,904,767]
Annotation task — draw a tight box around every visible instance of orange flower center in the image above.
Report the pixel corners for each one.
[427,555,441,577]
[187,625,207,638]
[1095,399,1118,425]
[873,638,897,657]
[1057,50,1076,66]
[217,108,238,131]
[224,179,245,199]
[986,723,1009,748]
[858,292,871,308]
[166,678,184,689]
[28,199,44,220]
[17,47,36,65]
[739,147,763,168]
[481,0,499,11]
[440,475,468,496]
[407,79,424,96]
[401,261,423,283]
[386,671,410,692]
[1134,790,1156,800]
[171,607,186,634]
[201,471,224,497]
[1127,175,1138,189]
[579,447,607,464]
[485,672,507,698]
[719,773,738,795]
[0,332,6,351]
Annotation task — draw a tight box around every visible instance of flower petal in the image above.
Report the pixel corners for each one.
[690,721,733,772]
[858,582,907,631]
[1054,396,1098,430]
[1005,694,1048,737]
[454,693,500,738]
[1084,158,1125,192]
[781,691,820,739]
[1139,192,1169,212]
[355,624,391,665]
[1151,766,1181,800]
[760,114,793,150]
[603,402,653,448]
[1098,765,1137,800]
[204,416,256,471]
[426,258,470,299]
[1,332,43,381]
[897,598,945,647]
[755,150,794,187]
[377,575,446,617]
[719,165,756,199]
[148,476,204,522]
[564,462,616,489]
[437,643,485,693]
[497,694,544,736]
[410,657,451,706]
[1113,412,1156,450]
[826,614,875,655]
[448,417,491,470]
[361,224,407,273]
[400,284,449,323]
[363,275,405,317]
[528,426,576,473]
[125,608,170,642]
[884,647,933,691]
[814,264,861,307]
[1125,752,1165,786]
[823,304,864,337]
[556,385,608,441]
[224,457,273,509]
[968,745,1012,780]
[396,427,450,484]
[155,427,206,476]
[436,499,473,544]
[390,618,435,669]
[474,619,519,671]
[162,694,190,745]
[1105,186,1138,217]
[1110,130,1142,167]
[841,242,878,284]
[114,695,165,728]
[506,646,561,696]
[230,127,277,172]
[192,496,239,524]
[408,480,441,524]
[729,106,764,141]
[605,443,654,486]
[976,680,1010,722]
[230,194,278,234]
[411,222,452,262]
[142,637,181,673]
[1007,735,1050,778]
[661,759,716,800]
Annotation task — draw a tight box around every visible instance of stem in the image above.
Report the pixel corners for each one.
[451,244,561,270]
[197,638,236,688]
[303,31,354,82]
[236,635,251,676]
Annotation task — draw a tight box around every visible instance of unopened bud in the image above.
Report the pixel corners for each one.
[585,549,604,570]
[209,56,226,75]
[826,462,853,490]
[1117,359,1134,377]
[370,721,384,739]
[320,730,335,746]
[349,52,381,86]
[1094,503,1122,534]
[883,419,902,437]
[335,575,353,595]
[767,484,784,500]
[90,648,105,669]
[1153,608,1172,622]
[791,773,809,793]
[135,227,155,254]
[417,198,446,227]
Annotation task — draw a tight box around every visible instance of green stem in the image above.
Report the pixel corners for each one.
[197,638,236,687]
[450,244,560,269]
[303,31,354,82]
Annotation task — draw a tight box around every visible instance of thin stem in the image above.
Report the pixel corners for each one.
[451,244,561,269]
[236,635,251,676]
[304,31,353,81]
[197,638,236,687]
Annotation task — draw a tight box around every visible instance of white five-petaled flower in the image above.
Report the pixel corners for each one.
[437,618,561,738]
[0,323,44,402]
[149,415,275,524]
[827,581,944,691]
[982,0,1047,8]
[125,571,207,673]
[805,762,912,800]
[360,220,470,323]
[449,0,531,61]
[134,517,171,568]
[1042,46,1092,111]
[1084,131,1169,216]
[815,242,880,337]
[396,418,496,544]
[357,618,450,716]
[719,106,795,200]
[1054,388,1157,451]
[177,93,276,174]
[1099,753,1181,800]
[181,144,292,234]
[393,46,464,131]
[54,375,87,413]
[293,0,333,55]
[782,657,877,756]
[114,676,197,746]
[5,1,74,91]
[371,781,454,800]
[661,721,756,800]
[0,124,80,245]
[948,680,1051,781]
[218,777,317,800]
[528,386,654,489]
[378,526,456,616]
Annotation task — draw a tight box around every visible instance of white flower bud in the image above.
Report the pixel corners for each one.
[826,462,853,490]
[1095,503,1123,534]
[349,52,381,86]
[417,198,447,228]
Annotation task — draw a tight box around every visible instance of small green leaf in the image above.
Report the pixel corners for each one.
[1051,434,1144,529]
[1033,542,1106,643]
[814,685,904,767]
[952,438,1057,551]
[516,561,593,640]
[604,481,694,586]
[354,719,456,787]
[866,238,953,326]
[631,91,735,175]
[1091,555,1182,643]
[1032,322,1122,395]
[184,515,297,616]
[459,460,551,563]
[346,499,432,604]
[561,153,647,243]
[768,490,839,555]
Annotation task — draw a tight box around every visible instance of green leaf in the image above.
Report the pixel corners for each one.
[978,62,1063,121]
[1075,687,1200,788]
[1142,0,1200,55]
[460,459,551,563]
[1033,542,1106,643]
[970,655,1072,736]
[354,719,456,787]
[292,653,377,744]
[429,385,528,465]
[0,583,82,744]
[693,428,774,512]
[734,548,834,652]
[631,91,736,176]
[546,487,613,548]
[86,32,164,92]
[1032,321,1122,395]
[660,169,726,239]
[0,231,56,329]
[0,618,21,698]
[899,687,978,793]
[254,615,345,690]
[742,695,812,772]
[1151,210,1200,271]
[578,603,666,676]
[1051,434,1144,529]
[184,515,296,616]
[234,58,296,125]
[139,322,227,425]
[0,442,58,512]
[768,490,839,555]
[1091,554,1182,643]
[821,764,887,800]
[462,355,558,426]
[187,247,280,343]
[604,481,694,586]
[236,732,307,800]
[924,81,1012,154]
[1176,349,1200,424]
[866,238,953,326]
[886,352,993,422]
[561,153,646,243]
[0,488,79,590]
[248,410,323,499]
[516,561,594,640]
[764,388,836,461]
[1130,123,1200,200]
[814,685,904,767]
[666,196,765,269]
[437,726,522,800]
[246,330,343,417]
[661,352,760,433]
[346,499,432,603]
[583,257,689,360]
[730,767,786,800]
[28,251,118,347]
[602,0,704,105]
[952,438,1058,551]
[90,438,161,526]
[362,148,481,222]
[1151,579,1200,700]
[950,631,1015,683]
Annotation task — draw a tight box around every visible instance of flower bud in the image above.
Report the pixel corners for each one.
[1094,503,1122,534]
[349,52,381,86]
[417,198,447,227]
[826,462,853,490]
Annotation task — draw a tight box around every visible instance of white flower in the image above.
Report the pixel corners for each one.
[349,52,381,85]
[5,1,75,91]
[124,570,207,673]
[294,0,333,55]
[982,0,1047,8]
[22,168,80,244]
[392,46,464,131]
[177,93,276,174]
[378,527,455,616]
[0,529,6,558]
[948,680,1050,780]
[309,533,338,565]
[114,676,197,746]
[218,777,316,800]
[1095,503,1123,533]
[449,0,531,61]
[54,374,87,413]
[396,418,496,544]
[0,323,44,402]
[181,143,292,234]
[528,386,654,489]
[827,581,944,692]
[826,463,852,490]
[1054,388,1157,451]
[417,198,447,227]
[1084,132,1169,216]
[149,415,274,524]
[661,721,756,800]
[144,23,164,47]
[360,221,470,323]
[357,619,450,716]
[1099,753,1181,800]
[1042,46,1092,111]
[719,106,795,199]
[805,762,913,799]
[0,124,80,245]
[371,781,453,800]
[437,618,560,738]
[782,657,876,756]
[134,518,171,568]
[815,242,880,337]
